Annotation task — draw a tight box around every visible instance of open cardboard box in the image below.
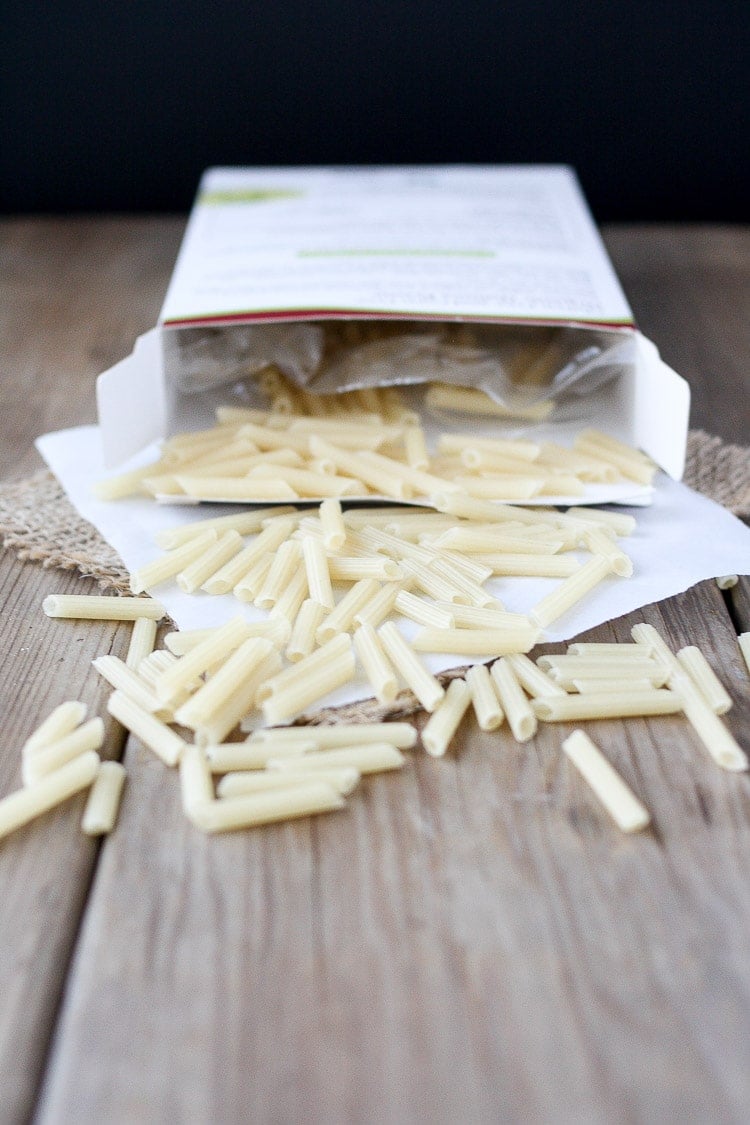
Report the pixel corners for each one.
[97,166,690,504]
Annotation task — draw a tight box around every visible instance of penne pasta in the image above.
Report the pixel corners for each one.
[217,767,360,798]
[562,730,650,832]
[286,599,326,663]
[319,498,347,550]
[250,722,418,749]
[267,743,405,775]
[23,701,87,756]
[22,718,105,785]
[377,622,444,712]
[465,663,505,731]
[530,555,614,629]
[490,658,537,742]
[532,690,682,722]
[353,623,398,704]
[0,751,100,842]
[188,783,345,834]
[43,594,166,621]
[421,678,472,756]
[107,691,187,767]
[676,646,733,715]
[125,617,158,670]
[81,761,127,835]
[412,627,539,656]
[302,536,335,610]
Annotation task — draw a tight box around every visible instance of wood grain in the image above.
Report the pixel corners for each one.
[0,219,747,1123]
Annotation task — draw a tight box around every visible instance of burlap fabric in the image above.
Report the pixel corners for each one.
[1,428,747,724]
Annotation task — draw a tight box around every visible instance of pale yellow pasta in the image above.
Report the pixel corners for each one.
[163,627,218,655]
[205,740,315,773]
[256,540,304,610]
[394,591,455,630]
[125,617,158,670]
[428,557,496,607]
[565,508,636,537]
[377,622,444,712]
[449,476,543,501]
[489,658,537,742]
[179,745,215,818]
[562,730,651,832]
[353,624,398,704]
[400,559,467,605]
[43,593,166,621]
[576,428,655,469]
[202,545,266,596]
[108,691,187,767]
[319,498,347,550]
[421,678,472,757]
[566,642,654,658]
[0,751,100,842]
[327,556,403,582]
[267,743,405,775]
[174,476,299,501]
[261,646,356,724]
[570,678,662,694]
[716,575,739,590]
[188,783,345,834]
[235,421,313,455]
[249,464,365,498]
[22,718,105,785]
[426,528,563,555]
[669,677,747,772]
[233,555,274,604]
[262,635,352,700]
[460,448,545,473]
[176,528,245,594]
[268,567,309,628]
[506,654,567,699]
[217,767,360,799]
[129,531,218,595]
[81,761,127,836]
[93,459,170,500]
[358,449,463,499]
[480,553,581,579]
[287,599,326,663]
[404,426,429,469]
[464,664,504,731]
[675,647,733,715]
[426,383,553,420]
[540,661,668,689]
[530,555,614,629]
[316,578,381,643]
[532,690,682,722]
[92,656,165,715]
[23,701,87,756]
[193,651,283,746]
[434,606,535,631]
[175,637,275,728]
[412,627,539,657]
[155,614,253,704]
[288,416,404,444]
[573,433,655,485]
[739,633,750,675]
[536,446,618,482]
[353,583,402,629]
[301,536,335,610]
[215,405,272,425]
[434,549,495,584]
[308,437,411,499]
[250,722,419,749]
[630,622,681,671]
[581,527,634,578]
[437,434,540,460]
[433,491,550,526]
[135,650,179,690]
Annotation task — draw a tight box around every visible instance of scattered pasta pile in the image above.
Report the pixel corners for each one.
[93,376,657,506]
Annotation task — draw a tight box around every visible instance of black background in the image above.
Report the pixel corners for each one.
[2,1,748,219]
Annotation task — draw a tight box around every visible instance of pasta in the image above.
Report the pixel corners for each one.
[676,646,733,715]
[287,599,327,662]
[412,627,539,656]
[107,691,187,767]
[217,767,360,798]
[530,555,615,629]
[92,656,166,716]
[188,783,345,834]
[562,730,650,832]
[129,532,218,594]
[532,690,682,722]
[81,761,127,835]
[43,594,166,621]
[23,701,87,756]
[353,623,398,704]
[267,743,405,774]
[22,718,105,785]
[490,658,537,742]
[421,678,472,756]
[250,722,418,749]
[377,622,444,712]
[125,617,158,670]
[0,751,100,842]
[174,638,275,729]
[155,614,254,704]
[465,664,505,731]
[176,530,245,594]
[319,498,347,550]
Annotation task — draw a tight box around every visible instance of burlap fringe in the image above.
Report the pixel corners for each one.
[1,428,748,724]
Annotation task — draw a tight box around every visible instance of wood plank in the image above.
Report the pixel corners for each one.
[0,217,183,1124]
[36,580,750,1123]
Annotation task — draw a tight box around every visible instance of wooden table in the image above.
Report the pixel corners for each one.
[1,220,749,1124]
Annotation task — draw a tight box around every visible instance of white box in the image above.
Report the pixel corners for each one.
[97,166,690,496]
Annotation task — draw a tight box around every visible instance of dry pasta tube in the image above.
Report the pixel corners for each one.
[233,555,274,604]
[465,664,505,731]
[449,477,543,501]
[316,578,381,643]
[421,679,473,757]
[565,508,636,537]
[532,690,682,722]
[582,527,634,578]
[570,678,661,694]
[43,594,166,621]
[217,767,360,799]
[269,567,309,628]
[81,761,127,835]
[437,434,540,460]
[428,558,497,607]
[156,614,254,703]
[107,691,187,767]
[287,599,327,663]
[267,743,405,775]
[22,718,105,785]
[188,783,345,834]
[426,383,553,421]
[251,722,419,749]
[481,554,581,579]
[739,633,750,675]
[256,540,304,610]
[537,653,657,673]
[426,528,563,554]
[319,499,346,550]
[670,679,748,772]
[377,622,444,712]
[412,627,539,657]
[0,751,100,842]
[506,654,567,699]
[490,658,537,742]
[566,642,654,658]
[174,638,275,728]
[126,617,157,670]
[180,745,215,818]
[92,656,165,716]
[248,464,365,498]
[190,656,281,748]
[302,536,335,609]
[23,701,87,756]
[174,476,299,502]
[129,532,218,595]
[352,583,403,630]
[176,530,245,593]
[262,634,352,699]
[205,740,315,773]
[353,624,398,704]
[261,647,357,725]
[562,730,651,832]
[546,666,669,690]
[394,591,455,630]
[308,437,411,500]
[328,556,403,582]
[137,650,178,688]
[155,508,296,550]
[530,555,614,629]
[676,647,733,715]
